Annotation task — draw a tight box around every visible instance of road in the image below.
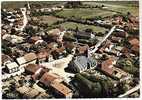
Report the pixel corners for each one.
[118,84,140,97]
[89,26,116,54]
[20,8,28,31]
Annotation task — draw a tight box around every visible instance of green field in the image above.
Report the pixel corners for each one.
[1,1,64,9]
[60,22,108,33]
[37,16,63,26]
[83,1,139,16]
[55,8,116,19]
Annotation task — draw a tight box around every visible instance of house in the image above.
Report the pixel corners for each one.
[131,45,139,55]
[30,36,42,44]
[121,47,130,54]
[63,42,76,53]
[104,43,115,52]
[48,28,65,42]
[101,58,128,79]
[2,34,24,44]
[76,44,89,56]
[114,31,128,38]
[52,46,66,59]
[51,81,73,98]
[98,40,114,53]
[24,53,37,63]
[47,42,58,50]
[32,67,49,80]
[104,49,121,57]
[48,28,60,36]
[113,67,129,79]
[16,86,40,98]
[128,38,139,47]
[75,31,95,39]
[39,72,60,87]
[110,36,122,43]
[25,64,41,74]
[36,49,50,63]
[16,53,37,66]
[2,54,13,66]
[112,16,123,25]
[101,58,115,76]
[5,62,19,73]
[68,56,97,73]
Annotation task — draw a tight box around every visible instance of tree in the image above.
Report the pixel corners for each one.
[89,38,98,46]
[127,12,131,16]
[73,73,102,97]
[2,45,12,55]
[24,25,35,36]
[116,58,139,77]
[65,1,83,8]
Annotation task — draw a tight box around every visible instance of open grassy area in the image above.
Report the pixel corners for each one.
[37,16,63,26]
[1,1,64,9]
[60,22,108,33]
[83,1,139,16]
[55,8,116,19]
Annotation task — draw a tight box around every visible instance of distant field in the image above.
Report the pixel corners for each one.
[37,16,63,26]
[60,22,108,33]
[1,1,64,9]
[55,8,116,19]
[83,1,139,16]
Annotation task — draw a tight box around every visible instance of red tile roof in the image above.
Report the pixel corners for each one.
[77,45,89,54]
[131,45,139,55]
[101,58,114,75]
[51,81,72,97]
[37,49,49,59]
[128,38,139,46]
[25,64,40,74]
[24,53,37,62]
[39,72,57,86]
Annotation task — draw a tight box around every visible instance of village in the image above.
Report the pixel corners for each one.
[1,1,140,98]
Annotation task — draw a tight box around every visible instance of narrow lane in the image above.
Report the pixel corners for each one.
[118,84,140,97]
[89,25,116,54]
[20,8,28,31]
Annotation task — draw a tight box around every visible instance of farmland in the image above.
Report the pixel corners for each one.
[37,16,63,26]
[55,8,116,19]
[60,22,108,33]
[83,1,139,16]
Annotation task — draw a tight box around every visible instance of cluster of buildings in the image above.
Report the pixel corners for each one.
[1,2,139,99]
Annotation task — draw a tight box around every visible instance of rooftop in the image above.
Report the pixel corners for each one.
[51,81,72,97]
[101,58,114,75]
[24,53,37,62]
[6,62,19,70]
[39,72,57,86]
[25,64,41,74]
